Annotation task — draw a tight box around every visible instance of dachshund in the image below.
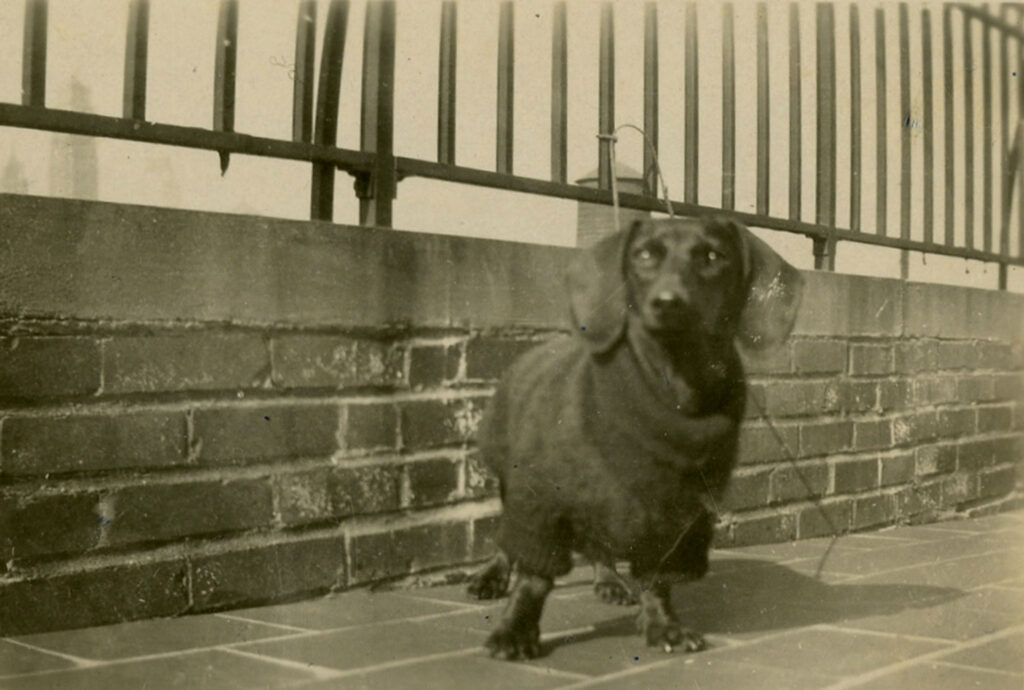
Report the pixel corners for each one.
[467,215,804,660]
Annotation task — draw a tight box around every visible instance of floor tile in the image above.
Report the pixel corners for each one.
[0,640,76,677]
[833,594,1020,641]
[229,591,464,631]
[12,614,287,661]
[302,653,573,689]
[937,631,1024,675]
[854,550,1022,590]
[707,627,949,677]
[851,661,1022,690]
[0,649,315,690]
[576,655,838,690]
[236,620,484,671]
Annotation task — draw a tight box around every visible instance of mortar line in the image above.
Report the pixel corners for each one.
[820,623,1024,689]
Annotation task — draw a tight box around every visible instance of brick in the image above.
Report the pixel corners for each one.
[912,375,958,406]
[936,408,976,439]
[993,373,1023,402]
[853,419,892,451]
[191,536,347,610]
[271,335,404,389]
[329,464,401,517]
[879,452,915,486]
[406,458,461,508]
[915,444,957,476]
[799,420,853,457]
[976,405,1014,433]
[0,558,189,635]
[731,513,796,546]
[409,344,462,389]
[722,469,772,511]
[471,515,501,560]
[1,412,187,475]
[977,341,1012,370]
[106,479,274,546]
[104,334,268,393]
[275,469,332,526]
[978,466,1017,499]
[465,337,540,381]
[791,339,847,374]
[739,344,791,375]
[400,396,486,449]
[842,381,878,413]
[894,341,937,374]
[876,379,913,411]
[797,500,853,538]
[342,403,398,452]
[464,450,499,499]
[896,481,943,519]
[762,380,841,418]
[942,473,980,506]
[737,422,800,464]
[744,383,767,419]
[769,463,829,503]
[848,343,894,376]
[958,437,1014,471]
[1,493,100,561]
[0,337,100,399]
[891,411,938,446]
[852,494,896,530]
[833,458,879,494]
[934,340,974,370]
[957,374,996,403]
[348,522,469,584]
[193,404,338,465]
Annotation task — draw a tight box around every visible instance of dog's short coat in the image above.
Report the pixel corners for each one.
[468,216,804,660]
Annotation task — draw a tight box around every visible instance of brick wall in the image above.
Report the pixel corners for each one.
[1,194,1022,634]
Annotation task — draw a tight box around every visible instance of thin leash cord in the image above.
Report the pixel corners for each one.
[598,125,839,581]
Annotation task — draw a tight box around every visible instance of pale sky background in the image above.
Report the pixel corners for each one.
[0,0,1021,292]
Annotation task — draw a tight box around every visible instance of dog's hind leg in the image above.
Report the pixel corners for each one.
[467,549,511,600]
[592,561,637,605]
[636,574,706,653]
[485,571,553,660]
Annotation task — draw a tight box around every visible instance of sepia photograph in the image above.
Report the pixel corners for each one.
[0,1,1022,688]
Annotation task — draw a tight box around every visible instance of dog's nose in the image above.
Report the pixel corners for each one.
[651,291,685,315]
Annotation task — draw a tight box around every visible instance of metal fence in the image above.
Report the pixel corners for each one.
[3,1,1024,288]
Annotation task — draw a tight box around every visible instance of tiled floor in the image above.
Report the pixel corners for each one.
[2,512,1022,689]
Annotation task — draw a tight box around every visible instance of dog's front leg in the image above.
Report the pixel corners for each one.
[636,574,706,653]
[485,572,553,660]
[593,561,637,605]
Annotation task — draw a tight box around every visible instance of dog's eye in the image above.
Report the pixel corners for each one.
[707,250,720,263]
[634,242,665,264]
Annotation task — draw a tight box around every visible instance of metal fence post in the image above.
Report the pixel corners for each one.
[357,1,397,228]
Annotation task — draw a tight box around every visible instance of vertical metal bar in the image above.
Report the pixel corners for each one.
[898,3,910,279]
[981,6,993,252]
[358,0,397,227]
[292,1,316,144]
[496,1,514,175]
[943,5,955,246]
[788,4,801,221]
[683,2,698,203]
[1016,13,1024,270]
[850,4,862,233]
[22,0,48,107]
[310,0,348,221]
[438,1,457,165]
[756,3,770,216]
[123,0,149,120]
[963,9,975,250]
[815,3,837,271]
[598,2,615,190]
[213,0,238,133]
[644,2,659,197]
[999,5,1009,260]
[551,2,568,184]
[875,8,888,238]
[922,8,934,246]
[722,2,735,210]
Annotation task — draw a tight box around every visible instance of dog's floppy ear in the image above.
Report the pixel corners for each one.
[729,220,804,350]
[566,221,639,353]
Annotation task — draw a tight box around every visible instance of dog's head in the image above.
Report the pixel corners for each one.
[568,216,804,353]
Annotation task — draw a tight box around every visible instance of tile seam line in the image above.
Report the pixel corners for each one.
[838,545,1021,583]
[218,646,343,680]
[0,636,101,668]
[929,659,1024,679]
[820,623,1024,690]
[811,623,958,646]
[213,612,311,632]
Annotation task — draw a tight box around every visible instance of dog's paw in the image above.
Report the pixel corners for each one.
[467,572,508,600]
[638,616,705,653]
[594,580,636,606]
[485,625,542,661]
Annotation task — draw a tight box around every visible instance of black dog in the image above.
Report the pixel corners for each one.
[467,216,803,660]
